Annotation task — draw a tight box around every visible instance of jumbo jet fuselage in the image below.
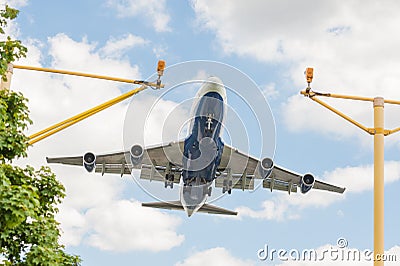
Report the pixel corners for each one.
[180,77,226,216]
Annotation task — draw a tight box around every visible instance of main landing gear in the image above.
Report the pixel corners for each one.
[164,173,174,189]
[222,179,232,194]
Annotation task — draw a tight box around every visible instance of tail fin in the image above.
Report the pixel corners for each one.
[142,201,237,216]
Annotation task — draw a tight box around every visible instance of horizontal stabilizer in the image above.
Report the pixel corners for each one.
[142,201,237,216]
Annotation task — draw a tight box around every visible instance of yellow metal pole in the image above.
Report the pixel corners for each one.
[373,97,384,266]
[13,64,162,87]
[301,90,400,105]
[29,84,147,144]
[29,86,139,139]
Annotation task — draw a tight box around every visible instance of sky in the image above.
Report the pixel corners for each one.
[2,0,400,265]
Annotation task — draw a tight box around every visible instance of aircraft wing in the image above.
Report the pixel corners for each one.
[46,141,185,179]
[47,141,345,194]
[216,144,345,194]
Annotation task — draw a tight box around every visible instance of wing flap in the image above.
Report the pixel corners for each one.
[215,176,255,191]
[94,163,131,176]
[140,164,180,184]
[263,178,298,193]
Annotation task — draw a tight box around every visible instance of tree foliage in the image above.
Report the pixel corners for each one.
[0,6,27,82]
[0,5,81,265]
[0,89,31,161]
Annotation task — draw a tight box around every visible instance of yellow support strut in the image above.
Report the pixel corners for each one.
[301,92,373,135]
[29,84,147,145]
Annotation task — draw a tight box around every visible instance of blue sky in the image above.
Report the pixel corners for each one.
[3,0,400,265]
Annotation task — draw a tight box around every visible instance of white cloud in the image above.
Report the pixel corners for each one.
[262,83,278,99]
[191,1,400,145]
[0,0,28,8]
[175,247,254,266]
[236,161,400,220]
[123,93,190,147]
[57,205,86,246]
[152,44,167,59]
[11,31,187,252]
[85,199,184,252]
[236,198,291,221]
[107,0,171,32]
[48,33,141,80]
[100,34,148,58]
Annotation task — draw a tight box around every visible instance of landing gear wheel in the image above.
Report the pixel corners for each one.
[164,174,174,189]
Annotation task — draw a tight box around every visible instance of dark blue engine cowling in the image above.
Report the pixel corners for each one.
[300,173,315,194]
[130,144,144,166]
[83,152,96,172]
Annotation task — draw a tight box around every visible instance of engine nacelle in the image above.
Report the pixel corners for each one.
[257,157,274,178]
[130,144,144,166]
[300,173,315,194]
[83,152,96,173]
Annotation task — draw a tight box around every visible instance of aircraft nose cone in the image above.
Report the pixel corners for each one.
[207,76,223,85]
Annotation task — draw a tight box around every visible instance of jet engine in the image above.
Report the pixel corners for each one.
[257,157,274,178]
[83,152,96,172]
[130,144,144,166]
[300,173,315,194]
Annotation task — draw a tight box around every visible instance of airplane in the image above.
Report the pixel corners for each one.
[47,76,345,217]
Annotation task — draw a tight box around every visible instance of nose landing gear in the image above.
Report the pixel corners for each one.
[205,114,214,133]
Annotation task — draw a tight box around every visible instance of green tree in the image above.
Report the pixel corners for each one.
[0,5,27,82]
[0,6,81,265]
